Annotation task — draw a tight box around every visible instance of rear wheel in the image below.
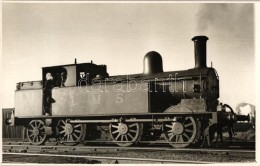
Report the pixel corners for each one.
[27,120,47,145]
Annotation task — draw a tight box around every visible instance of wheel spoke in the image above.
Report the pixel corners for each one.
[175,135,179,142]
[179,135,184,143]
[115,133,121,140]
[167,129,174,133]
[60,130,65,134]
[70,135,73,141]
[70,135,74,141]
[40,132,45,135]
[112,124,119,129]
[184,122,193,128]
[73,133,79,139]
[129,123,137,128]
[185,129,193,133]
[124,135,128,141]
[183,133,190,140]
[169,134,175,141]
[112,130,119,134]
[127,133,134,140]
[129,129,137,133]
[74,124,81,128]
[74,129,81,133]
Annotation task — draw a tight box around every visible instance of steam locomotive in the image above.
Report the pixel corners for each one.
[6,36,249,148]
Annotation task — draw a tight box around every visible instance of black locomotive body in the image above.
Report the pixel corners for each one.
[6,36,249,148]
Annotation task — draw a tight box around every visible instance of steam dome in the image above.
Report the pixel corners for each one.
[143,51,163,74]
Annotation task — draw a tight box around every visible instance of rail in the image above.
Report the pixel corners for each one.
[2,152,215,164]
[2,142,255,164]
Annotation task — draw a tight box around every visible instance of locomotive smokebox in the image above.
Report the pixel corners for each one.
[143,51,163,74]
[192,36,209,68]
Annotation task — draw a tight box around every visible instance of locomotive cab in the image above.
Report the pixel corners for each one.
[41,62,108,115]
[42,62,108,87]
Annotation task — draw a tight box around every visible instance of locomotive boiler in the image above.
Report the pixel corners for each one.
[6,36,249,148]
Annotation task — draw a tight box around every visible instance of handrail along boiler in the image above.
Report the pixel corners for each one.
[6,36,249,148]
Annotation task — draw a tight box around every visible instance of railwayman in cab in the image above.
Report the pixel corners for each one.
[43,73,55,116]
[55,71,66,87]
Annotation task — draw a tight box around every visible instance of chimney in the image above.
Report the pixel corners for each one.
[191,36,209,68]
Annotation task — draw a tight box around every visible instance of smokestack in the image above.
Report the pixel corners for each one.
[191,36,209,68]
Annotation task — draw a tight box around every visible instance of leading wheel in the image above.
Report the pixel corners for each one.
[27,120,47,145]
[56,119,86,146]
[163,116,197,148]
[109,121,143,147]
[209,125,219,145]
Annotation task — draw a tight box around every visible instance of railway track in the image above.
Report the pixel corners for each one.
[3,143,255,154]
[2,152,214,164]
[2,141,255,163]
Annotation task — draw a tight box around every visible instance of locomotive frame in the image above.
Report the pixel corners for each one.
[6,36,250,148]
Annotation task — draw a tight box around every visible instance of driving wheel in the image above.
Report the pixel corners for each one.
[109,121,143,147]
[163,116,197,148]
[56,119,86,146]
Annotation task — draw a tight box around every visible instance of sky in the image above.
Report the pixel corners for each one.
[2,3,256,110]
